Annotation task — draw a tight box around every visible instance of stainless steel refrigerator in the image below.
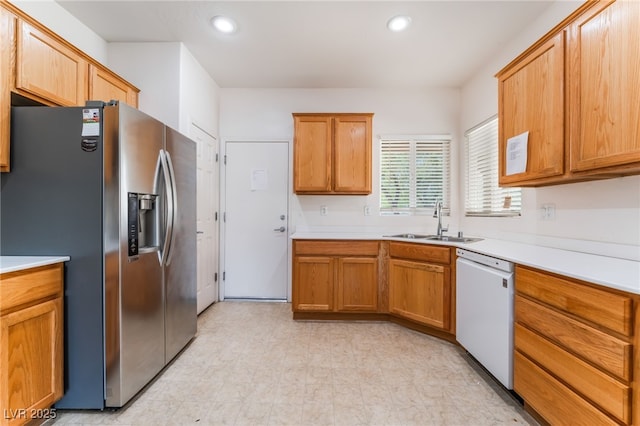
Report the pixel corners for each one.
[0,102,196,409]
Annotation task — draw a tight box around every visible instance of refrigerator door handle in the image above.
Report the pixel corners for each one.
[154,149,174,266]
[164,150,178,266]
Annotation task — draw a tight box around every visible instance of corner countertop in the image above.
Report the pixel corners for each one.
[0,256,70,274]
[291,232,640,295]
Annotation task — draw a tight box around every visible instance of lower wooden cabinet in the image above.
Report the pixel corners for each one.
[514,265,636,425]
[0,263,64,426]
[388,242,452,332]
[292,240,379,313]
[336,257,378,311]
[388,258,449,329]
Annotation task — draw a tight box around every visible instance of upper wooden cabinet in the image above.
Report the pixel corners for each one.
[0,1,139,172]
[15,20,88,106]
[89,64,138,107]
[497,0,640,186]
[293,113,373,194]
[498,33,565,186]
[0,6,15,172]
[568,0,640,173]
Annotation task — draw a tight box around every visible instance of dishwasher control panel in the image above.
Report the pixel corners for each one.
[456,248,514,273]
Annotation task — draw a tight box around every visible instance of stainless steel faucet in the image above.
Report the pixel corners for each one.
[433,200,449,237]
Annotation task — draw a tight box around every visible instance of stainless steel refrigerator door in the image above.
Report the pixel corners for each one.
[104,103,166,407]
[164,127,197,362]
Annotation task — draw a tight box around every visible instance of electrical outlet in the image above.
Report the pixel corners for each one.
[364,205,371,216]
[541,203,556,220]
[320,205,328,216]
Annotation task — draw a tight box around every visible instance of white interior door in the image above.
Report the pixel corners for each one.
[191,123,219,314]
[224,141,288,299]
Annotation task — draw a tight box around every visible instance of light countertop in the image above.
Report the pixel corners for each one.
[291,232,640,295]
[0,256,70,274]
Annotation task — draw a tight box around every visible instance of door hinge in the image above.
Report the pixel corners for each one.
[215,211,218,221]
[224,155,227,165]
[223,212,226,222]
[223,271,226,281]
[215,153,219,162]
[214,272,218,282]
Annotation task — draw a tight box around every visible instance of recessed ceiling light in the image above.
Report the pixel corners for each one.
[211,15,237,34]
[387,15,411,32]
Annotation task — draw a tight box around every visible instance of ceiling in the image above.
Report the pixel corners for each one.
[56,1,556,89]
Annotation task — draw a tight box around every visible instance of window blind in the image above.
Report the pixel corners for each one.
[380,136,450,214]
[465,117,521,217]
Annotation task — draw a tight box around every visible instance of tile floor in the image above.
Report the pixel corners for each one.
[51,301,537,426]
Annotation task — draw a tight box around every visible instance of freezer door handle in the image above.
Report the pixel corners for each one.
[164,150,178,266]
[154,149,174,266]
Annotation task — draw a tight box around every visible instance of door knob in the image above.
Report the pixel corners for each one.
[273,226,286,232]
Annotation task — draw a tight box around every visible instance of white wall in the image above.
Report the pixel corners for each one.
[107,43,220,138]
[459,0,640,256]
[11,0,108,64]
[107,43,182,129]
[179,46,220,138]
[220,88,461,235]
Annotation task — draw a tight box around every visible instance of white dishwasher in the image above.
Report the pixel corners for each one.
[456,248,515,389]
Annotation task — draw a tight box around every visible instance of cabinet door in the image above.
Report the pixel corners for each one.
[336,257,378,312]
[498,32,565,186]
[334,115,372,194]
[293,256,334,311]
[15,20,87,106]
[293,115,332,193]
[0,298,63,423]
[568,0,640,172]
[388,258,450,330]
[88,64,138,108]
[0,7,15,172]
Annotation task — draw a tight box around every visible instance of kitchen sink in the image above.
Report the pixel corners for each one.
[424,235,483,243]
[385,233,483,243]
[385,233,431,239]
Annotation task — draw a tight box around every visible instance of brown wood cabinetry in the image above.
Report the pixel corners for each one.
[497,0,640,186]
[0,263,64,426]
[388,242,452,332]
[15,19,88,106]
[292,240,379,314]
[514,265,636,425]
[0,1,139,172]
[293,113,373,194]
[89,64,138,107]
[0,6,15,172]
[568,0,640,174]
[498,33,565,185]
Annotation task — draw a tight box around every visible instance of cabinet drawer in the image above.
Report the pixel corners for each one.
[0,264,64,314]
[517,266,633,336]
[389,242,450,264]
[514,351,618,426]
[516,295,631,381]
[294,240,379,256]
[515,324,630,423]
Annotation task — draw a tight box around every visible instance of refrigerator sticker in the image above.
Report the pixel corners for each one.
[81,108,101,137]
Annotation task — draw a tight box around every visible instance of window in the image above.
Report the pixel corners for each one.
[465,117,521,217]
[380,135,450,215]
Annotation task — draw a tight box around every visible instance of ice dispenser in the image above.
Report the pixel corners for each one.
[127,192,159,257]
